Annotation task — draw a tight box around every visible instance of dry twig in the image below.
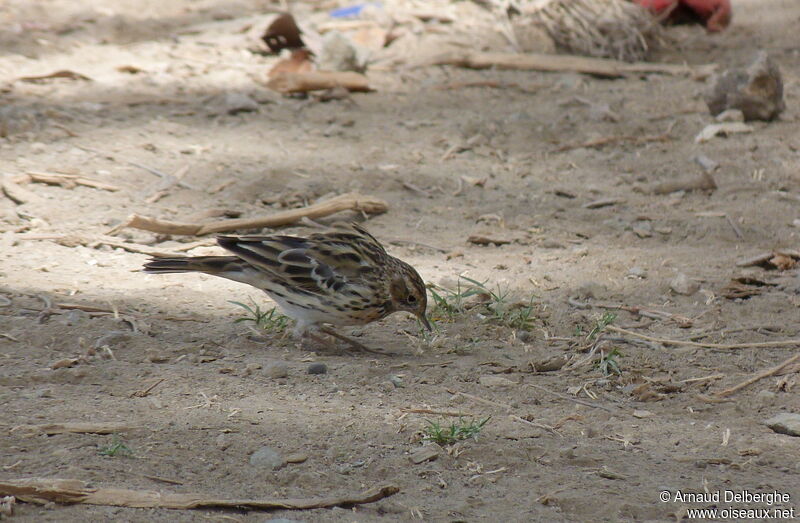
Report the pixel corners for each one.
[556,132,670,153]
[110,192,388,236]
[15,233,178,257]
[400,408,474,418]
[432,52,715,78]
[20,172,120,192]
[266,71,371,94]
[10,423,133,435]
[0,477,398,510]
[607,326,800,350]
[527,384,617,413]
[714,353,800,398]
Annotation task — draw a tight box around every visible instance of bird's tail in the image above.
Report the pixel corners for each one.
[143,256,243,275]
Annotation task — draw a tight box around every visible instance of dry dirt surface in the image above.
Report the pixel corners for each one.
[1,0,800,521]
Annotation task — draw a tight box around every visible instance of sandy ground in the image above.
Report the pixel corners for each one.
[1,0,799,521]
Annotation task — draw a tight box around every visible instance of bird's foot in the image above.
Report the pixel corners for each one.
[296,327,385,355]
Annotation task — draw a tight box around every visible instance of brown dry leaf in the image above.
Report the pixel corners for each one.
[527,355,569,373]
[769,253,796,271]
[721,276,777,300]
[18,70,92,83]
[463,176,487,187]
[50,358,79,370]
[262,13,304,53]
[269,49,315,78]
[630,383,665,402]
[775,375,796,392]
[737,250,800,269]
[116,65,143,74]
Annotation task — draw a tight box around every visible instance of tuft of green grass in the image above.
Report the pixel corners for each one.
[99,434,134,458]
[229,299,290,333]
[597,347,623,376]
[587,312,617,341]
[460,277,537,331]
[428,280,482,322]
[506,296,537,331]
[422,417,491,445]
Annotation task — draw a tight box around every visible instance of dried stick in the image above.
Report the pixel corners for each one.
[2,178,40,204]
[11,423,133,435]
[607,325,800,350]
[555,133,670,152]
[23,171,120,192]
[400,408,474,417]
[266,71,371,94]
[649,172,717,194]
[15,233,179,257]
[714,353,800,398]
[527,383,617,413]
[111,192,388,236]
[432,52,716,78]
[0,478,398,510]
[452,391,514,411]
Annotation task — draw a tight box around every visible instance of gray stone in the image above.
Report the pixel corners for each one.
[705,51,785,121]
[764,413,800,437]
[264,361,288,379]
[409,446,439,464]
[307,363,327,375]
[318,31,365,73]
[222,92,259,115]
[670,273,699,296]
[249,446,286,470]
[627,267,647,279]
[215,433,232,451]
[388,375,404,388]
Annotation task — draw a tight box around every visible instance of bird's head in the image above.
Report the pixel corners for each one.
[389,262,431,331]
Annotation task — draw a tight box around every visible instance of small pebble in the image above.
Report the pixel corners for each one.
[222,92,258,115]
[243,362,262,376]
[409,446,439,464]
[669,273,699,296]
[264,361,288,379]
[145,350,169,363]
[627,266,647,279]
[479,375,516,387]
[307,363,327,375]
[285,452,308,464]
[216,433,232,451]
[388,374,404,388]
[516,330,533,343]
[249,446,286,470]
[764,413,800,437]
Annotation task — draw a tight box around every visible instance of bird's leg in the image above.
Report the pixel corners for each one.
[319,326,384,355]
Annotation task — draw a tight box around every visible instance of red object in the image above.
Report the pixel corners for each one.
[634,0,732,32]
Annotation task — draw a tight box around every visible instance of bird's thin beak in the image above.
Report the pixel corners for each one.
[418,313,432,331]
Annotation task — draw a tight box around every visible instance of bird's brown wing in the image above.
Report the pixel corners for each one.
[216,228,381,300]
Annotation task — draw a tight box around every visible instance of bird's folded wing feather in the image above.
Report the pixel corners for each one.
[217,235,377,298]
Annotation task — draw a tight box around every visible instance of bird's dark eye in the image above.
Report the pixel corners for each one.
[407,295,417,304]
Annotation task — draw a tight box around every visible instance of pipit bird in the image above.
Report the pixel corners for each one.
[143,223,431,352]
